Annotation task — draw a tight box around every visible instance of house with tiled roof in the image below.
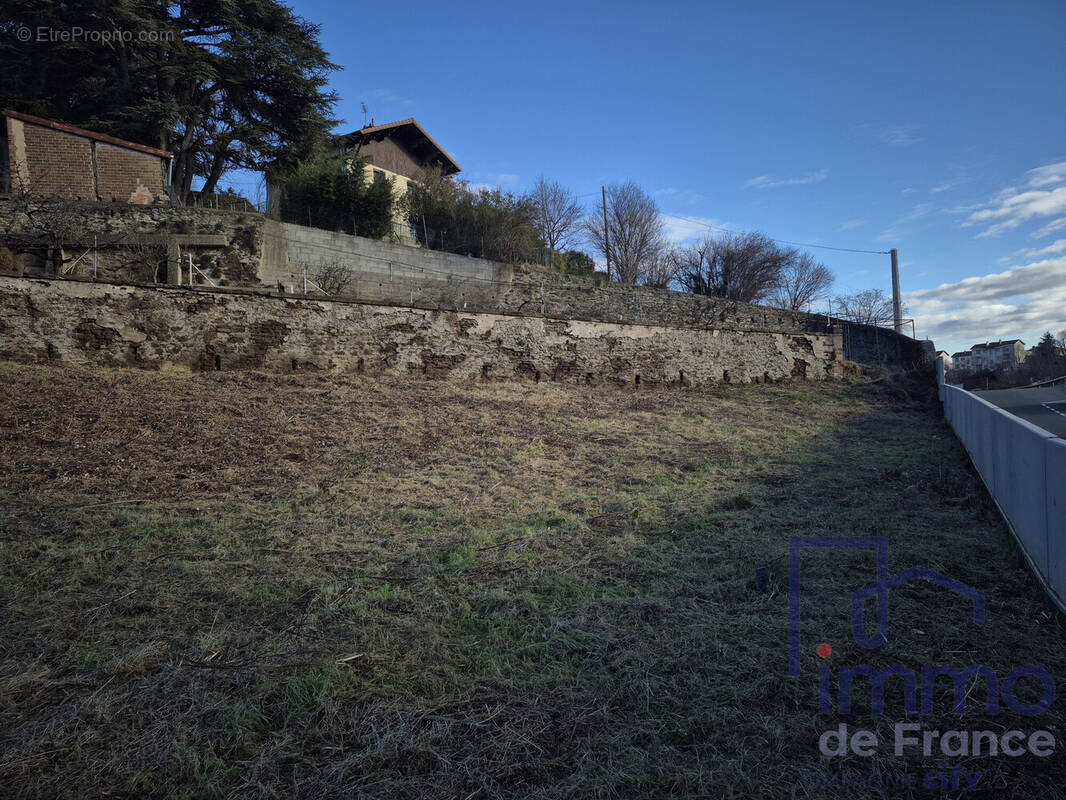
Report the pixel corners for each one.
[337,118,460,243]
[267,117,459,243]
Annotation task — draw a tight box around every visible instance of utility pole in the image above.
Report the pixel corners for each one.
[601,185,611,282]
[890,248,903,334]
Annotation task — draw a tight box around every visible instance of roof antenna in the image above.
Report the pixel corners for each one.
[361,102,369,127]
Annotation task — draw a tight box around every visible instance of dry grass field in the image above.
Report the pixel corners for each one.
[0,363,1062,798]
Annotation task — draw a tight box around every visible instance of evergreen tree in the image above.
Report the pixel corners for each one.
[0,0,338,201]
[279,154,398,240]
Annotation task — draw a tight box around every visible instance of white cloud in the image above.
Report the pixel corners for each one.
[929,164,971,194]
[365,88,415,110]
[839,218,867,231]
[855,122,923,148]
[744,169,828,189]
[906,256,1066,350]
[873,204,936,244]
[1032,217,1066,239]
[1026,163,1066,188]
[660,214,726,244]
[466,173,520,193]
[1014,238,1066,259]
[961,162,1066,237]
[879,125,923,148]
[655,187,704,205]
[900,203,933,223]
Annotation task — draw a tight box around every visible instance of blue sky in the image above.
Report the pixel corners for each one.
[237,0,1066,354]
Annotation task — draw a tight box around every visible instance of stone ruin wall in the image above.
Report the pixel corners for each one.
[0,276,843,386]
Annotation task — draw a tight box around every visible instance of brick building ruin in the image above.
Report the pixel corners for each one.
[1,109,171,204]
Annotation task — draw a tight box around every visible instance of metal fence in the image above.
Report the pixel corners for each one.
[940,369,1066,612]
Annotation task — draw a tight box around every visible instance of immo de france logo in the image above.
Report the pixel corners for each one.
[788,537,1055,767]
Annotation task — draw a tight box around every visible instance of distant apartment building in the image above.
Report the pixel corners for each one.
[951,351,974,371]
[935,350,951,371]
[951,339,1026,372]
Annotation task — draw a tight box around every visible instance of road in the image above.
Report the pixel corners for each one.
[972,385,1066,438]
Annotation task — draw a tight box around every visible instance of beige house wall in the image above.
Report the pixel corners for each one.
[357,161,417,245]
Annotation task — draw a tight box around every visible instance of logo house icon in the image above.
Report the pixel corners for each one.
[788,536,985,678]
[787,536,1053,717]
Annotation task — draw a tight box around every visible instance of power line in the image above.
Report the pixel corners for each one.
[655,210,890,255]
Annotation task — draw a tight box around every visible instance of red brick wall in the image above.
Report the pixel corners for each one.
[95,142,165,203]
[22,124,95,199]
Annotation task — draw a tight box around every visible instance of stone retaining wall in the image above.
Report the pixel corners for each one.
[0,276,843,386]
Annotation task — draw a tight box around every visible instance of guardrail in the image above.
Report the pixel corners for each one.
[1025,374,1066,388]
[940,376,1066,612]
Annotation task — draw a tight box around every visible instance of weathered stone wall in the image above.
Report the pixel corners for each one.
[501,265,824,332]
[0,276,843,385]
[0,203,927,369]
[0,198,261,285]
[836,319,929,367]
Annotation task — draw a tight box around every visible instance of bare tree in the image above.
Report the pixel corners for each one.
[675,232,788,303]
[584,181,665,285]
[5,196,89,275]
[309,261,355,295]
[770,252,834,311]
[639,248,680,289]
[834,288,899,326]
[116,233,168,282]
[528,177,583,255]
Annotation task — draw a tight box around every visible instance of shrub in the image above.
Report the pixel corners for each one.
[0,246,22,276]
[279,155,398,240]
[552,249,595,275]
[407,167,542,263]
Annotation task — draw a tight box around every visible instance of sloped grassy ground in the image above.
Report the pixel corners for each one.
[0,363,1062,799]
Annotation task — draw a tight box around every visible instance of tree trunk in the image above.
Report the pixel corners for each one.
[200,151,228,197]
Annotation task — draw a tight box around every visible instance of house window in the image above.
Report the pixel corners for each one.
[373,169,386,182]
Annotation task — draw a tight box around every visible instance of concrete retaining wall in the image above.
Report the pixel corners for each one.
[258,220,837,335]
[942,383,1065,610]
[0,275,842,386]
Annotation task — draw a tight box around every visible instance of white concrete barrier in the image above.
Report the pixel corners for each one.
[941,384,1064,611]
